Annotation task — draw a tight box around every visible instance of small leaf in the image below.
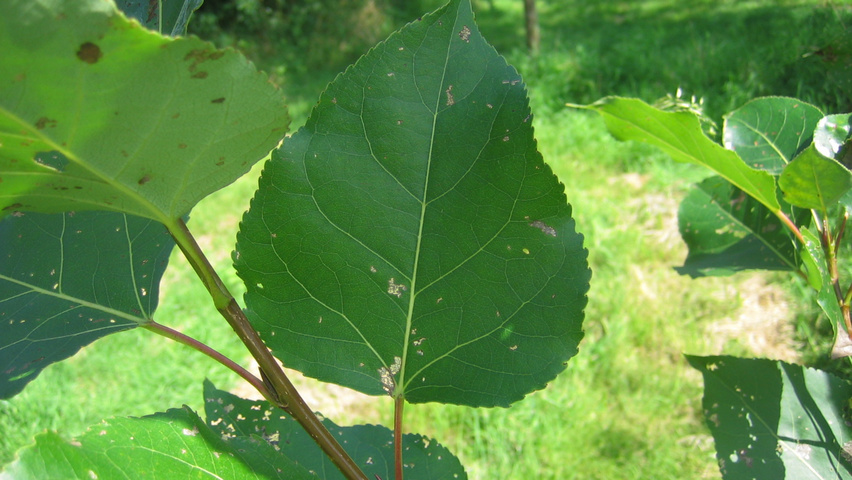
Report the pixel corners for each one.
[203,381,467,480]
[0,0,288,221]
[0,211,174,399]
[723,97,824,174]
[688,355,852,479]
[779,146,852,211]
[235,0,590,407]
[576,97,781,212]
[676,176,801,277]
[814,113,852,164]
[800,227,852,359]
[0,406,310,479]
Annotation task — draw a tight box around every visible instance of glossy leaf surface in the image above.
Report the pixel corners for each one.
[779,145,852,211]
[579,97,780,212]
[203,381,467,479]
[0,406,308,480]
[676,176,800,277]
[688,355,852,479]
[814,113,852,164]
[723,97,823,174]
[0,0,288,221]
[0,211,174,398]
[235,0,589,406]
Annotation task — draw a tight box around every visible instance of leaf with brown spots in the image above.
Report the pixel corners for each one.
[0,0,289,222]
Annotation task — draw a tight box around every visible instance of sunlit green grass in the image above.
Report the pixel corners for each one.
[3,0,849,477]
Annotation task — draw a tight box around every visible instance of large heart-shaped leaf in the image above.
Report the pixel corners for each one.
[203,381,468,479]
[688,356,852,479]
[577,97,781,213]
[0,211,174,398]
[723,97,823,174]
[0,0,288,221]
[0,406,313,480]
[235,0,589,407]
[676,176,803,277]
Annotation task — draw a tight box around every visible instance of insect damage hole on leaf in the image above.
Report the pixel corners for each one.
[379,356,402,395]
[529,220,557,237]
[388,278,407,297]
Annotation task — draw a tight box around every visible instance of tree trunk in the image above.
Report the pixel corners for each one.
[523,0,539,54]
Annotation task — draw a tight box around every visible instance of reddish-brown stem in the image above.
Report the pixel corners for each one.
[142,320,274,402]
[166,218,368,480]
[776,210,805,245]
[394,395,405,480]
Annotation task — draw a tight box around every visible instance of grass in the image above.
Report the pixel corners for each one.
[2,0,851,477]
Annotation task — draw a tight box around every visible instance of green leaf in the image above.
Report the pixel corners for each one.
[0,0,288,221]
[676,176,801,277]
[800,227,844,326]
[203,381,468,479]
[799,227,851,358]
[0,211,174,399]
[576,97,781,212]
[116,0,204,36]
[687,355,852,479]
[0,406,309,479]
[779,145,852,211]
[723,97,824,174]
[235,0,590,407]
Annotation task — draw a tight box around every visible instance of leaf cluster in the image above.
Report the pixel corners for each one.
[577,96,852,479]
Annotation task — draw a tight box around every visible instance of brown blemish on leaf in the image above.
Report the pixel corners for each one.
[171,113,180,119]
[211,97,226,104]
[138,175,151,185]
[216,158,225,166]
[446,85,454,106]
[185,48,225,76]
[178,143,187,149]
[191,71,208,79]
[459,25,471,42]
[35,117,57,130]
[76,42,102,64]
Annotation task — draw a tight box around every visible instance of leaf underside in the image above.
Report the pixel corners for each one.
[116,0,203,36]
[688,355,852,480]
[0,0,288,221]
[677,176,801,277]
[235,0,590,407]
[0,211,174,399]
